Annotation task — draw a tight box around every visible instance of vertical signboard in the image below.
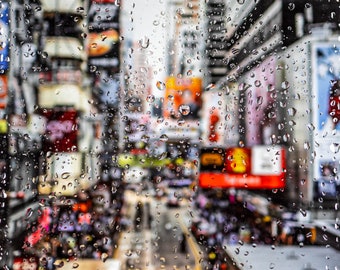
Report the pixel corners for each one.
[87,0,120,70]
[201,89,227,147]
[0,75,8,109]
[164,76,202,120]
[0,3,9,71]
[245,56,277,146]
[311,42,340,200]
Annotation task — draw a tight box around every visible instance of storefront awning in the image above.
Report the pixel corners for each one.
[44,37,85,60]
[40,0,84,14]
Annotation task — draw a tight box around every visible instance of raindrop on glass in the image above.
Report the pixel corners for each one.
[156,81,166,90]
[179,104,190,116]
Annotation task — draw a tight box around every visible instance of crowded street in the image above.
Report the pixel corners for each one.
[2,0,340,269]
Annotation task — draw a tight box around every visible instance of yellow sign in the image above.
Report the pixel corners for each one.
[0,119,7,133]
[201,153,223,166]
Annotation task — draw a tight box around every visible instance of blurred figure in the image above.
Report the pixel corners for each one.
[134,201,144,231]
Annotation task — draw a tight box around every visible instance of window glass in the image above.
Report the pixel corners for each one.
[1,0,340,269]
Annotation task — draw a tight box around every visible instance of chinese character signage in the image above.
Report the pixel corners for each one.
[199,146,285,189]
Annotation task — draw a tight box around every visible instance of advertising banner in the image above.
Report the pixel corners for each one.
[201,89,227,147]
[311,42,340,200]
[164,76,202,120]
[40,109,78,152]
[88,0,119,30]
[244,56,277,146]
[0,3,9,71]
[199,146,285,189]
[0,75,7,109]
[87,1,120,69]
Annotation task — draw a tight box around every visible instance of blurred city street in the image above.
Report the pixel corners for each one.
[2,0,340,269]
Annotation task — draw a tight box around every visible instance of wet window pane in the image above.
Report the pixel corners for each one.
[1,0,340,269]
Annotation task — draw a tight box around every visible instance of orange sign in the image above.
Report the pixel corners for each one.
[164,76,202,120]
[201,152,224,166]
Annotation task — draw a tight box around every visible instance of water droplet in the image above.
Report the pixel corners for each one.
[156,81,166,90]
[281,81,290,89]
[205,83,215,91]
[146,95,155,103]
[299,208,307,217]
[125,250,133,257]
[101,253,108,262]
[287,108,296,116]
[277,123,285,130]
[307,123,315,131]
[330,143,340,154]
[54,260,64,268]
[179,104,190,116]
[159,134,168,142]
[159,152,167,160]
[156,117,164,123]
[256,96,263,105]
[141,135,150,143]
[138,36,150,48]
[254,80,261,87]
[322,234,328,241]
[25,208,33,219]
[303,142,310,150]
[76,7,84,13]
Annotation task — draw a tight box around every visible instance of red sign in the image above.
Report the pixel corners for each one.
[199,146,285,189]
[13,256,38,270]
[41,109,78,152]
[0,75,7,109]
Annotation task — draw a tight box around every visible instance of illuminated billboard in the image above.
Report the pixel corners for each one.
[0,75,8,109]
[164,76,202,120]
[40,108,78,152]
[0,3,9,71]
[201,89,226,147]
[311,42,340,200]
[87,1,120,69]
[199,145,285,189]
[244,56,277,146]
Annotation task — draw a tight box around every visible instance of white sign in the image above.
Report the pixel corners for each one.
[251,145,282,175]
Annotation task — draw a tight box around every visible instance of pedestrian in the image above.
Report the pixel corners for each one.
[134,201,144,231]
[180,232,187,253]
